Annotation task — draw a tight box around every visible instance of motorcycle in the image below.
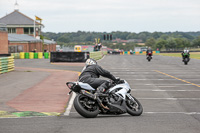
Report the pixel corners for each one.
[146,53,152,62]
[66,79,143,118]
[182,53,190,65]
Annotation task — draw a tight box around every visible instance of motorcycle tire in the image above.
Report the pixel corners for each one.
[74,94,99,118]
[126,95,143,116]
[184,58,188,65]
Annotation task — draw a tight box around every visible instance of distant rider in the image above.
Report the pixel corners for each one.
[78,58,118,96]
[146,47,153,57]
[181,48,190,61]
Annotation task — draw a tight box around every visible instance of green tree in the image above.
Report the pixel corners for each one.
[175,38,191,49]
[166,37,177,50]
[192,36,200,47]
[145,38,156,48]
[155,39,167,51]
[57,35,70,43]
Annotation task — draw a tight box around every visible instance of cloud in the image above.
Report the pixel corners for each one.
[0,0,200,32]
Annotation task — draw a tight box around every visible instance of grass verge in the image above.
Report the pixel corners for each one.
[155,52,200,60]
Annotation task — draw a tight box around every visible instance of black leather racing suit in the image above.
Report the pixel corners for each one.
[78,64,117,90]
[146,49,153,56]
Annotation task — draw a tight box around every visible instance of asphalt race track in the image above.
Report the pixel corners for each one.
[1,55,200,133]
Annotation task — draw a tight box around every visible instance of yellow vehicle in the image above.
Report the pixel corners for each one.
[74,45,82,52]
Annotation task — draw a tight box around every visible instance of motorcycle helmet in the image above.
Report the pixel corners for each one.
[85,58,97,66]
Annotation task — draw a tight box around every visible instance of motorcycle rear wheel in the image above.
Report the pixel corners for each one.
[126,95,143,116]
[74,94,99,118]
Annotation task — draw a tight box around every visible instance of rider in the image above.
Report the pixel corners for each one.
[79,58,118,96]
[181,48,190,61]
[146,47,153,57]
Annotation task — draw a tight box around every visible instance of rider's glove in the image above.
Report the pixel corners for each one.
[114,77,120,83]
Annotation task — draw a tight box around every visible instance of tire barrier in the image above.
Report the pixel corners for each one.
[0,56,15,74]
[29,52,34,59]
[44,52,49,59]
[38,52,43,59]
[25,53,29,59]
[20,52,25,59]
[89,51,105,60]
[50,52,90,62]
[11,53,20,59]
[11,52,51,59]
[118,51,159,55]
[108,51,121,55]
[34,53,38,59]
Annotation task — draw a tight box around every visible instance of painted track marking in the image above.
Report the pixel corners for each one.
[64,92,76,116]
[154,70,200,88]
[131,89,200,92]
[68,111,200,115]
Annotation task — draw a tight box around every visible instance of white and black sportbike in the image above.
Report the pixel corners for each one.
[66,79,143,118]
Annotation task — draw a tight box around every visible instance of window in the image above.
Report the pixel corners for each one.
[30,27,34,34]
[24,27,34,34]
[8,28,16,33]
[24,28,29,34]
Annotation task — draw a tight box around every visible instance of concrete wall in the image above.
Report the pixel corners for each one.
[0,31,8,54]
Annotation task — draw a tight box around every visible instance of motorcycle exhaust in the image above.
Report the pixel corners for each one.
[80,90,110,110]
[80,90,95,99]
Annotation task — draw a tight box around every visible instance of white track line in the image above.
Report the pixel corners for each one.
[131,89,200,91]
[64,92,76,116]
[125,79,200,81]
[67,111,200,115]
[133,84,195,86]
[138,98,200,100]
[97,55,106,62]
[144,112,200,115]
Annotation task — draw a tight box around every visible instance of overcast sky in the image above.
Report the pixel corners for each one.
[0,0,200,33]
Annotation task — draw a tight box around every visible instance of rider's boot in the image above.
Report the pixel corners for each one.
[94,87,105,99]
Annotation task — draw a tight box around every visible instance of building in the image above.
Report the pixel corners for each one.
[8,34,42,53]
[43,39,57,52]
[0,10,42,37]
[0,23,8,54]
[112,38,128,43]
[0,3,56,54]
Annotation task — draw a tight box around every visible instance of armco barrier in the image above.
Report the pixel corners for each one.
[50,52,90,62]
[0,56,15,74]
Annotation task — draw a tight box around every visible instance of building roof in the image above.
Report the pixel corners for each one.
[0,10,40,25]
[8,34,42,42]
[43,39,57,45]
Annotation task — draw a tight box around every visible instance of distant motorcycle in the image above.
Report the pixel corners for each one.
[66,79,143,118]
[146,53,152,62]
[182,53,190,65]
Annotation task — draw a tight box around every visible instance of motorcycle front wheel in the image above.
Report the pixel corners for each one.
[126,95,143,116]
[74,94,99,118]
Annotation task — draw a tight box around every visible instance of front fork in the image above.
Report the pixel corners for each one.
[126,94,137,105]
